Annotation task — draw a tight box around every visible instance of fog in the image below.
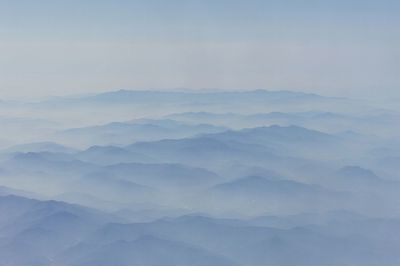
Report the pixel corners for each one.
[0,89,399,265]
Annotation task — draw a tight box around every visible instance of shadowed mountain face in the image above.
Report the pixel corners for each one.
[0,89,399,265]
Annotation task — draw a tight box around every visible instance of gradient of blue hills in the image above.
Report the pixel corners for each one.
[0,89,399,265]
[1,194,399,266]
[55,119,228,147]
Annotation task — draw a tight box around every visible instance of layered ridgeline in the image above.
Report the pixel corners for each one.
[0,90,399,265]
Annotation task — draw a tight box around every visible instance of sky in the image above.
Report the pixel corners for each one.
[0,0,399,100]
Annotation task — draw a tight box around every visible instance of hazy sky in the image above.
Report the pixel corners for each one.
[0,0,399,99]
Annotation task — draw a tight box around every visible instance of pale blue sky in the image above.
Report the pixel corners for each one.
[0,0,399,99]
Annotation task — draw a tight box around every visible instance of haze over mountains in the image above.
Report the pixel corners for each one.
[0,89,399,265]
